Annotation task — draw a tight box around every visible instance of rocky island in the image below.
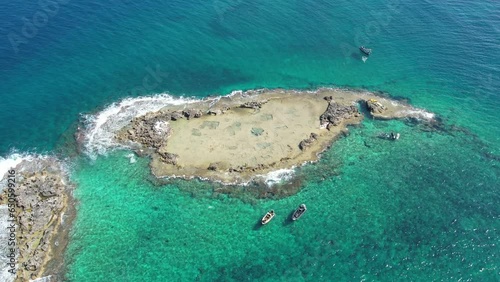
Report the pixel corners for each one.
[0,156,74,282]
[114,88,434,184]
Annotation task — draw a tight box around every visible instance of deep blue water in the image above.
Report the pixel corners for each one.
[1,0,499,154]
[0,0,499,280]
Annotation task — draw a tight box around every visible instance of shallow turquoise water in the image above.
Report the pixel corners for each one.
[1,0,499,153]
[67,120,499,281]
[0,0,499,280]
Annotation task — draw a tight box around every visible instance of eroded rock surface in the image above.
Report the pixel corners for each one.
[320,101,360,129]
[0,157,73,281]
[111,88,434,184]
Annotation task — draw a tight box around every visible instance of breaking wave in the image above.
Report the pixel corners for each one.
[0,153,38,181]
[81,93,199,159]
[402,108,436,121]
[260,168,295,187]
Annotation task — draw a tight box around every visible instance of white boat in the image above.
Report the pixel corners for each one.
[261,210,275,225]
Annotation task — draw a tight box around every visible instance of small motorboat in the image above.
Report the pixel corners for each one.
[359,46,372,56]
[378,132,400,140]
[261,210,275,225]
[292,204,307,221]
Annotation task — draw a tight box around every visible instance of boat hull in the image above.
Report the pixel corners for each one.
[359,46,372,56]
[292,204,307,221]
[261,210,275,225]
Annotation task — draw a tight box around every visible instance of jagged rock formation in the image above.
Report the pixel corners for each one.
[299,133,319,150]
[240,100,268,109]
[118,108,203,149]
[0,158,73,281]
[207,105,230,116]
[158,152,178,165]
[319,100,360,129]
[182,109,203,120]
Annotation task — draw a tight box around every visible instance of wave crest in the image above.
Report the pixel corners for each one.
[80,94,198,159]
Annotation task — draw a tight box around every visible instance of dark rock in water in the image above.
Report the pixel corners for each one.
[364,140,372,148]
[366,99,387,114]
[320,101,360,129]
[299,133,319,150]
[251,127,264,136]
[240,100,268,109]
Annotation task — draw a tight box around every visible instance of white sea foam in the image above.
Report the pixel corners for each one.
[153,167,296,187]
[0,153,69,183]
[403,108,436,121]
[81,93,199,159]
[126,153,137,164]
[153,120,170,134]
[260,168,295,187]
[29,276,52,282]
[0,153,35,181]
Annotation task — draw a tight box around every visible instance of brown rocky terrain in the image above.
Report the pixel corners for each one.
[0,157,74,282]
[115,88,434,183]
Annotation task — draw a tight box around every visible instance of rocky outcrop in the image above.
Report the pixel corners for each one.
[320,99,360,129]
[240,100,268,109]
[299,133,319,150]
[182,109,202,120]
[119,108,203,149]
[365,99,387,114]
[207,105,230,116]
[120,113,172,149]
[228,162,275,173]
[168,111,182,121]
[0,158,73,281]
[207,163,219,171]
[158,152,179,165]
